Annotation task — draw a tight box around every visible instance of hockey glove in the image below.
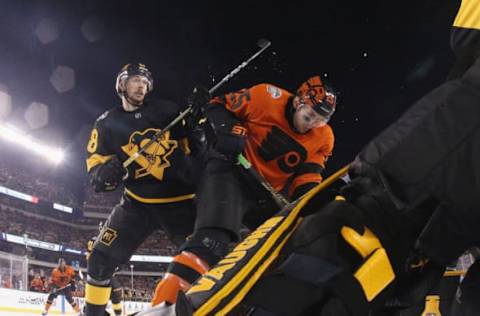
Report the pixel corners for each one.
[186,85,211,130]
[90,156,126,192]
[215,123,247,162]
[188,85,211,108]
[69,280,76,292]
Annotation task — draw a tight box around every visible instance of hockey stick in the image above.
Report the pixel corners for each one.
[186,165,350,315]
[237,153,290,207]
[51,283,72,294]
[122,39,272,170]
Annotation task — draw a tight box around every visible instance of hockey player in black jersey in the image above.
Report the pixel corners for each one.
[84,63,205,316]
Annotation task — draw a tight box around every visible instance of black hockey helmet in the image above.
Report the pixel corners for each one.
[115,63,153,98]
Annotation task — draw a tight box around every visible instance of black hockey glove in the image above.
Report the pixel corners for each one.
[215,123,247,162]
[188,85,211,108]
[90,156,126,192]
[203,99,247,161]
[186,85,211,130]
[69,280,76,292]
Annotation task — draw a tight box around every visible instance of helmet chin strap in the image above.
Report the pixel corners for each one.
[285,97,302,133]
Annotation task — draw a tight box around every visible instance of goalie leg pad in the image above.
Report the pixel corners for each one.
[241,200,396,315]
[341,226,395,302]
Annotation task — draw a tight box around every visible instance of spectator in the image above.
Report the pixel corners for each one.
[1,277,12,288]
[0,162,77,206]
[30,273,45,292]
[0,205,177,259]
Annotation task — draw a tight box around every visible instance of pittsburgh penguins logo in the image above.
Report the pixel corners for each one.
[100,228,118,246]
[121,128,178,180]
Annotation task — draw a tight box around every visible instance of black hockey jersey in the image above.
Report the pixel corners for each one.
[86,99,196,203]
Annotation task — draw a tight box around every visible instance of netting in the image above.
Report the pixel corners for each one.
[0,250,28,290]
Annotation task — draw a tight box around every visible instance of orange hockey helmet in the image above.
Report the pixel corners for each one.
[296,76,337,121]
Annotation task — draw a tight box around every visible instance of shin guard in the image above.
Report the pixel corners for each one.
[151,251,209,306]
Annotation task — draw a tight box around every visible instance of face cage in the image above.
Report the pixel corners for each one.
[300,93,334,122]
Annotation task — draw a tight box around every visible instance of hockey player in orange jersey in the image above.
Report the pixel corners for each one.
[151,75,338,305]
[42,258,80,315]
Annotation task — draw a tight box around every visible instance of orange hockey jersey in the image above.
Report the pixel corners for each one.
[30,277,45,292]
[211,83,334,196]
[51,266,75,288]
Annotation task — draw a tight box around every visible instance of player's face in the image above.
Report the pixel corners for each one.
[125,75,149,104]
[293,104,328,133]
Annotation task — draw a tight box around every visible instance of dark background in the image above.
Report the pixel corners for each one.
[0,0,461,200]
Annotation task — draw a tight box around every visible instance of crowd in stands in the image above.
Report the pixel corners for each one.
[0,204,97,249]
[0,193,102,226]
[117,275,158,302]
[83,182,123,213]
[27,267,50,293]
[0,160,180,301]
[0,163,77,207]
[0,184,82,223]
[0,253,29,290]
[136,231,176,256]
[0,199,177,255]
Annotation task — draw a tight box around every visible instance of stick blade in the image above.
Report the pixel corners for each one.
[257,38,271,48]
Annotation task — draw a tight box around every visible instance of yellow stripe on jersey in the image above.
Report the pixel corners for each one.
[453,0,480,30]
[125,188,195,204]
[86,154,115,172]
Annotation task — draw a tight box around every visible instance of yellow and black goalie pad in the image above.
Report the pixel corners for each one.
[186,166,349,315]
